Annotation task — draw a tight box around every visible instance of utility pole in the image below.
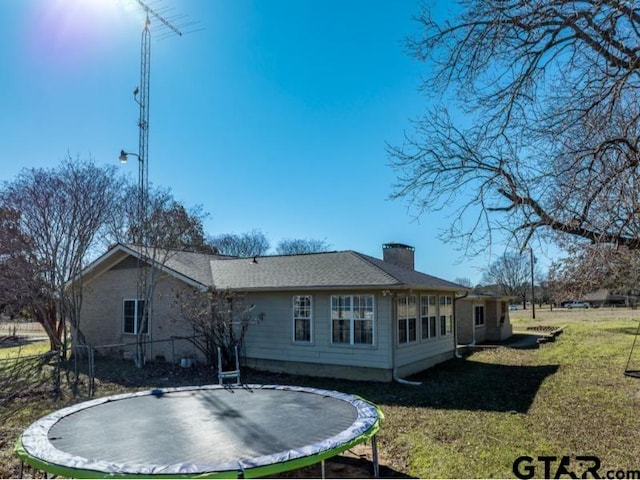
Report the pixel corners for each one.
[530,248,536,320]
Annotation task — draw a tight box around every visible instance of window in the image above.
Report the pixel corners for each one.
[474,305,485,327]
[397,295,417,344]
[331,295,374,345]
[123,299,148,335]
[293,295,312,343]
[421,295,437,339]
[439,295,453,336]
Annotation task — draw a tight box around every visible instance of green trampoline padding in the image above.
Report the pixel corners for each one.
[15,384,382,478]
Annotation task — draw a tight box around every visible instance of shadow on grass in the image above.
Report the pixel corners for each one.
[464,332,548,350]
[80,356,218,389]
[272,453,416,479]
[84,356,558,415]
[502,332,548,347]
[244,359,558,415]
[399,359,559,413]
[0,335,47,350]
[608,326,640,336]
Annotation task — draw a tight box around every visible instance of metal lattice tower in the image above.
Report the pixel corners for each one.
[136,13,150,245]
[133,0,183,245]
[127,1,185,367]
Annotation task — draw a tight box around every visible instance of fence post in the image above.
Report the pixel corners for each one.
[54,350,61,396]
[171,338,176,369]
[89,347,95,397]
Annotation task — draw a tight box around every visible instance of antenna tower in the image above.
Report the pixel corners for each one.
[133,0,183,242]
[128,0,185,368]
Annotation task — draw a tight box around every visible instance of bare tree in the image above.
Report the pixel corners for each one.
[147,201,213,252]
[174,287,265,370]
[480,252,533,307]
[108,185,212,252]
[0,157,123,358]
[389,1,640,257]
[454,277,473,288]
[548,244,640,303]
[208,230,270,257]
[0,349,60,422]
[105,186,215,367]
[0,208,42,321]
[275,238,332,255]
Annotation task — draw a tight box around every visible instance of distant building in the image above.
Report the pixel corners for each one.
[583,289,637,308]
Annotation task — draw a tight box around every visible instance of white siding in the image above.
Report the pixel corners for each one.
[393,291,457,371]
[242,291,393,370]
[80,258,459,380]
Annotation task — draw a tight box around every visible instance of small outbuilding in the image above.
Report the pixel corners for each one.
[456,294,513,345]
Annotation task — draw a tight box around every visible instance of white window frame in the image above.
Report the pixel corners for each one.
[123,299,148,335]
[397,295,418,345]
[420,295,437,340]
[292,295,313,343]
[474,304,485,328]
[331,294,375,346]
[439,295,453,336]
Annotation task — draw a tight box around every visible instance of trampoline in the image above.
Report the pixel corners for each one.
[15,384,383,478]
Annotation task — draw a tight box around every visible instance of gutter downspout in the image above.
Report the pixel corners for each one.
[389,289,422,386]
[393,371,422,385]
[454,292,470,358]
[470,302,476,346]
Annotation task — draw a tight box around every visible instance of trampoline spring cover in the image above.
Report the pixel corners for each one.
[15,384,382,478]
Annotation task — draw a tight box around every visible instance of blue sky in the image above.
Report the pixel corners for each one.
[0,0,545,284]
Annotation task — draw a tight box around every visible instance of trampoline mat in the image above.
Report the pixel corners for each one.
[18,384,381,477]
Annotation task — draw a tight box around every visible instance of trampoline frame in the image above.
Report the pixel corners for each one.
[15,384,383,479]
[625,318,640,378]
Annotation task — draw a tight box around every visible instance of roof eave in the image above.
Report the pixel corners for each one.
[213,284,467,293]
[76,243,208,291]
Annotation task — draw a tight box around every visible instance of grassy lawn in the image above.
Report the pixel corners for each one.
[386,308,640,478]
[3,309,640,478]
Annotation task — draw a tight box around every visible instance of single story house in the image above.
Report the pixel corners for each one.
[456,294,513,345]
[582,289,637,308]
[79,242,469,382]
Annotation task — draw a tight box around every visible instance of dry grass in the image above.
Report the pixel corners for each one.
[3,308,640,478]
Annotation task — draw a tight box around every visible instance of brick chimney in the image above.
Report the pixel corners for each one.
[382,243,415,270]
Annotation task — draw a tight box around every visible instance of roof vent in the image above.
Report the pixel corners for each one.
[382,243,415,270]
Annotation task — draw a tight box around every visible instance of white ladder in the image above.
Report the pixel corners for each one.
[217,345,241,385]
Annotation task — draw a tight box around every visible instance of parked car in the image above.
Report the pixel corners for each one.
[566,301,590,309]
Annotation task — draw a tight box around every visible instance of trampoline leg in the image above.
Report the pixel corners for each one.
[372,434,380,478]
[321,459,326,479]
[19,461,23,479]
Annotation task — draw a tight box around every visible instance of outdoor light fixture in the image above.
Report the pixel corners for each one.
[119,150,140,164]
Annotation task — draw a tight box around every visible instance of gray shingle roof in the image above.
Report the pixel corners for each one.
[119,244,466,291]
[355,253,467,290]
[122,245,222,286]
[120,245,465,291]
[161,250,218,285]
[208,251,399,289]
